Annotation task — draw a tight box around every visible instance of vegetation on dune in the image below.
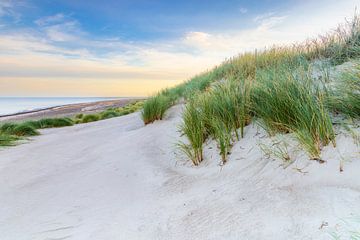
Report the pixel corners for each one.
[178,78,252,163]
[0,122,39,137]
[178,98,206,165]
[316,14,360,65]
[0,134,20,147]
[77,100,144,123]
[141,67,227,124]
[328,63,360,118]
[100,110,119,119]
[26,117,74,129]
[252,66,335,159]
[142,95,173,124]
[81,114,101,123]
[143,15,360,165]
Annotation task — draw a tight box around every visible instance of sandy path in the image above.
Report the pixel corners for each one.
[0,105,359,240]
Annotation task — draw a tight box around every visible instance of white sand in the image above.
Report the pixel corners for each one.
[0,105,359,240]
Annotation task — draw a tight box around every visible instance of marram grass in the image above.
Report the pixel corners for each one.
[142,94,172,124]
[0,134,20,147]
[0,122,39,136]
[178,98,206,165]
[328,62,360,118]
[251,66,335,159]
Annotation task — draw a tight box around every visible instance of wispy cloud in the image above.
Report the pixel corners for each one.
[34,13,66,26]
[239,7,248,14]
[0,0,23,23]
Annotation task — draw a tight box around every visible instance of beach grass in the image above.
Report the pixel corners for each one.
[0,134,21,147]
[178,98,206,165]
[26,117,74,129]
[0,122,40,137]
[142,94,173,124]
[252,66,335,159]
[81,114,101,123]
[173,14,360,164]
[100,110,119,119]
[328,62,360,118]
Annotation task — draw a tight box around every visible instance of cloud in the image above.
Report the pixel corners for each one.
[253,12,288,30]
[34,14,86,42]
[35,13,65,26]
[0,0,13,17]
[0,0,21,22]
[44,21,82,42]
[239,7,248,14]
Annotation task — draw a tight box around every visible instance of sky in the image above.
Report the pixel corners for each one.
[0,0,358,97]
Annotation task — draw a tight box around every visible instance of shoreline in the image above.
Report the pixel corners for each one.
[0,97,145,122]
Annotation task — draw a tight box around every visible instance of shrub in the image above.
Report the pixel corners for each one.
[81,114,100,123]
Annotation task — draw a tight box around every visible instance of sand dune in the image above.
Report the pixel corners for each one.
[0,105,359,239]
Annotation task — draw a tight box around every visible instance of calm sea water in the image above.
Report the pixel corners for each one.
[0,97,121,116]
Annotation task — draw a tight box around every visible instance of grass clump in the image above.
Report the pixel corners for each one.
[75,113,84,119]
[27,117,74,129]
[100,110,120,119]
[210,119,232,163]
[179,78,252,164]
[0,134,20,147]
[178,98,206,165]
[142,95,172,124]
[81,114,100,123]
[328,63,360,118]
[0,122,39,136]
[318,14,360,65]
[252,66,335,159]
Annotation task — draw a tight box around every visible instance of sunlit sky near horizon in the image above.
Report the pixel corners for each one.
[0,0,358,97]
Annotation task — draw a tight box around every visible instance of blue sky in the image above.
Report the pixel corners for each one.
[0,0,358,96]
[9,0,294,39]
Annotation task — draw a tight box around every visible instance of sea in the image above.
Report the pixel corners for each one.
[0,97,122,116]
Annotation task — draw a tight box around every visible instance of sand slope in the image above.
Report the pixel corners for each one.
[0,105,359,240]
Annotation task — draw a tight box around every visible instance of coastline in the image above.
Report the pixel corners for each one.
[0,97,145,122]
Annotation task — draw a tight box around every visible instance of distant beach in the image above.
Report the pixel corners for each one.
[0,97,144,122]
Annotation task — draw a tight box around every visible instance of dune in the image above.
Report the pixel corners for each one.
[0,104,359,240]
